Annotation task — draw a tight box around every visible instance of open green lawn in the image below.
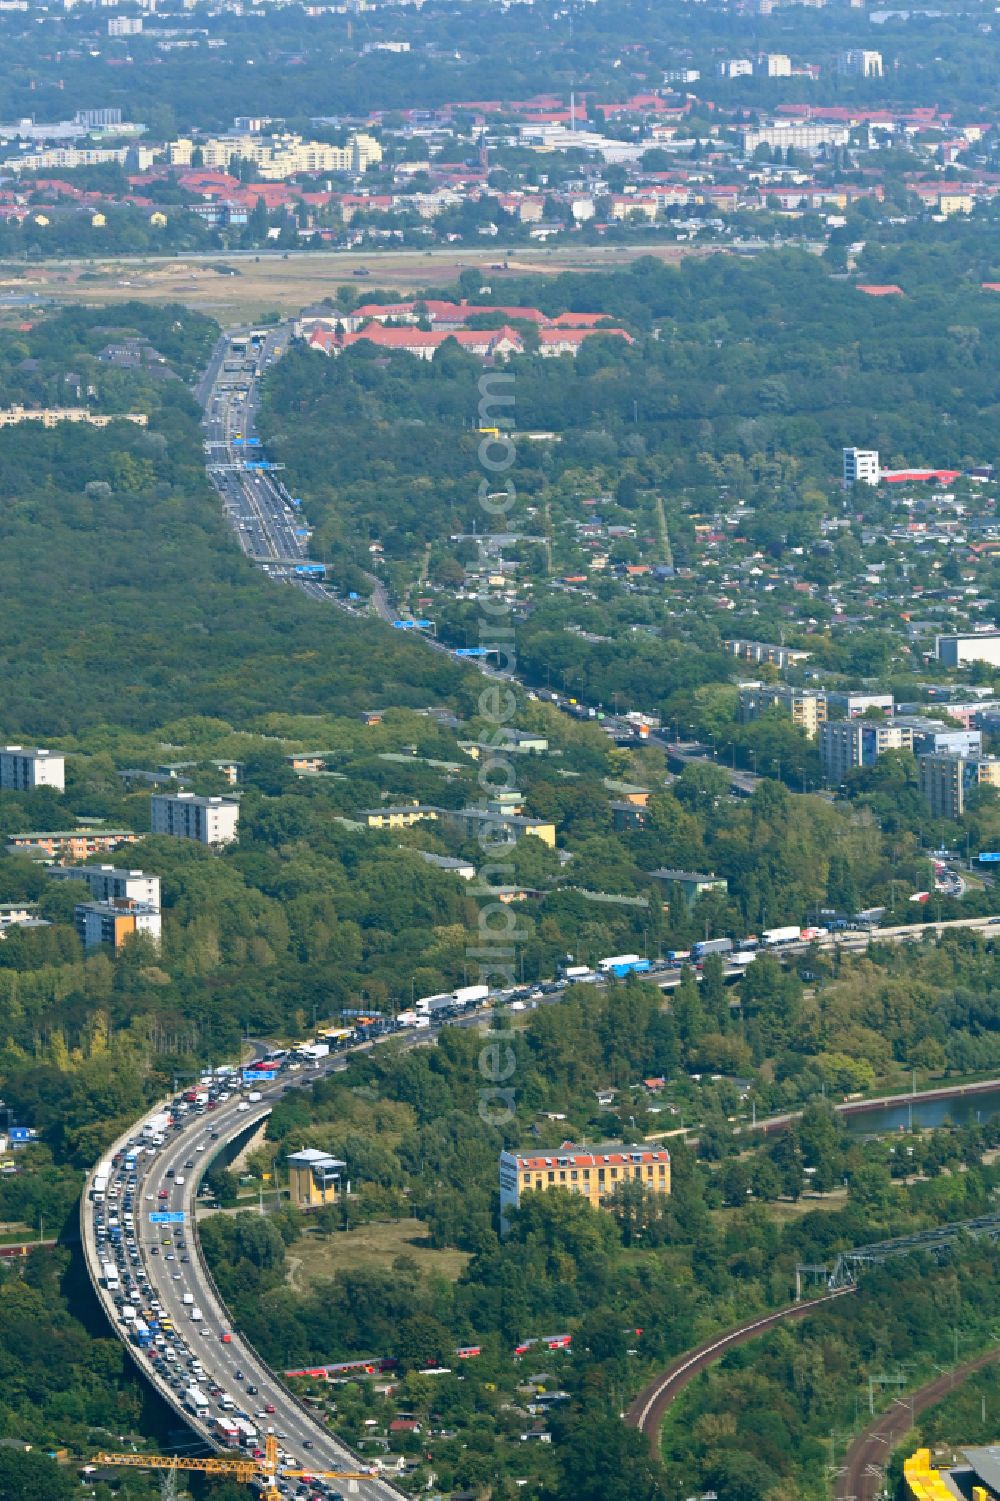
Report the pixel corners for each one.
[287,1217,471,1291]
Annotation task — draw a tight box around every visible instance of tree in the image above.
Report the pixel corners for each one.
[553,1414,668,1501]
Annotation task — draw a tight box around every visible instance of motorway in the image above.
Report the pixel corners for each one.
[82,1066,404,1501]
[202,329,322,581]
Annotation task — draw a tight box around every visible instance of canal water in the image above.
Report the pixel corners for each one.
[843,1085,1000,1136]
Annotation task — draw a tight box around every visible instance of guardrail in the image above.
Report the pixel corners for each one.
[78,1096,221,1452]
[80,1086,406,1493]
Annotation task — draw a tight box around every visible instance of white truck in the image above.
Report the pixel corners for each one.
[189,1306,203,1322]
[762,926,802,947]
[142,1110,171,1140]
[299,1042,329,1060]
[185,1386,210,1417]
[247,1091,263,1104]
[453,984,490,1008]
[182,1293,195,1305]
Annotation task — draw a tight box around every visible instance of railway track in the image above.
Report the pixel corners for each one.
[838,1347,1000,1501]
[625,1288,856,1456]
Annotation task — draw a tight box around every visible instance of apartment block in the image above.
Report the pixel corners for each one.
[358,804,439,830]
[723,638,811,670]
[837,48,883,77]
[936,633,1000,669]
[49,864,160,908]
[918,753,1000,820]
[500,1140,671,1229]
[757,53,792,75]
[6,828,136,861]
[287,1148,347,1209]
[843,447,881,486]
[150,792,239,846]
[825,690,894,719]
[820,719,913,784]
[169,130,381,179]
[737,684,828,738]
[0,406,147,429]
[75,899,161,951]
[440,807,556,848]
[0,745,65,792]
[716,58,754,77]
[892,718,982,759]
[741,122,851,154]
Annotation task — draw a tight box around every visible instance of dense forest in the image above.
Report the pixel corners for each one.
[0,303,472,733]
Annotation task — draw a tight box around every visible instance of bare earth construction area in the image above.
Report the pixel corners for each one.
[0,243,707,321]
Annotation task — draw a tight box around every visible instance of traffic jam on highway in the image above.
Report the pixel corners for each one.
[88,1065,375,1500]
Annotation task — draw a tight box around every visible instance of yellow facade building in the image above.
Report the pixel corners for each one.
[500,1140,670,1229]
[286,1148,347,1209]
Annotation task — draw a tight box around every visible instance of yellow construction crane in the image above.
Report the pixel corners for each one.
[94,1432,374,1501]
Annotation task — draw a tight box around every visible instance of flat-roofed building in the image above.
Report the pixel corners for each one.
[286,1148,347,1209]
[5,828,136,861]
[358,803,439,830]
[49,864,160,908]
[723,638,810,670]
[441,807,556,847]
[918,753,1000,820]
[648,868,729,906]
[937,632,1000,668]
[150,792,239,846]
[500,1139,670,1232]
[0,745,64,792]
[737,684,828,738]
[843,447,881,486]
[820,719,913,784]
[75,899,161,951]
[825,690,894,719]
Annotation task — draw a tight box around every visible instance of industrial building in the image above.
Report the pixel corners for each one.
[150,792,239,846]
[286,1148,348,1209]
[905,1444,1000,1499]
[0,745,64,792]
[937,633,1000,669]
[500,1140,671,1229]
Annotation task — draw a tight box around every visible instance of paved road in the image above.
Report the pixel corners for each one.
[837,1346,1000,1501]
[84,1068,404,1501]
[625,1289,855,1457]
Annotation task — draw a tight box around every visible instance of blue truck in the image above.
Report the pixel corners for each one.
[598,954,652,979]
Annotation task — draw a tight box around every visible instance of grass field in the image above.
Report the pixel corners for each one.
[0,242,708,324]
[286,1216,471,1292]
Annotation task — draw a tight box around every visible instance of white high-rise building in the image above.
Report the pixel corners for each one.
[0,745,65,792]
[843,447,881,486]
[150,792,239,846]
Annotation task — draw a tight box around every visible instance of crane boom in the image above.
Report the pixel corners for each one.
[93,1432,374,1501]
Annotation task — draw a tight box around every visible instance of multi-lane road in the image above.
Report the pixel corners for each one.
[82,1065,404,1501]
